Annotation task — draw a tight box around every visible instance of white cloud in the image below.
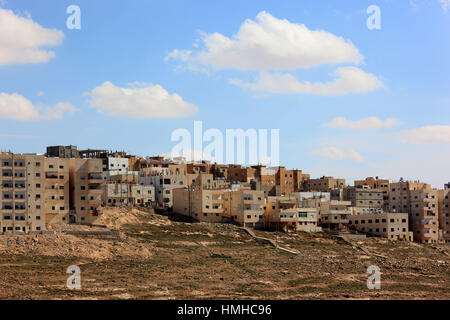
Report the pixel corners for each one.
[309,146,365,162]
[440,0,450,12]
[166,11,363,71]
[229,67,383,95]
[37,91,45,96]
[400,125,450,145]
[324,116,399,130]
[88,81,198,118]
[0,9,64,65]
[0,92,76,121]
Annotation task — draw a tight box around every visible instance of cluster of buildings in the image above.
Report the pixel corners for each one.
[1,145,449,244]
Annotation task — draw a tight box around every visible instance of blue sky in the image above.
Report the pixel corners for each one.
[0,0,449,187]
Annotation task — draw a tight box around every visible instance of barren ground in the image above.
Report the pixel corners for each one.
[0,207,449,300]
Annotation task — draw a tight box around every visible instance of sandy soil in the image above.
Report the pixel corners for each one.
[0,207,449,300]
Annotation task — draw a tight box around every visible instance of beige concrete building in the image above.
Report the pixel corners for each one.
[173,187,228,223]
[348,213,411,240]
[224,189,265,228]
[302,176,346,192]
[302,198,352,231]
[344,186,383,214]
[142,174,187,208]
[264,196,320,233]
[441,187,450,242]
[173,187,265,228]
[44,157,70,227]
[69,159,104,224]
[389,181,439,243]
[103,183,155,206]
[1,153,46,233]
[354,177,392,211]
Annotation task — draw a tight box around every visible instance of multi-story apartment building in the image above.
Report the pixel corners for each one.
[186,162,211,175]
[224,189,265,228]
[210,164,229,180]
[168,163,187,176]
[103,183,155,206]
[301,176,346,192]
[1,153,46,233]
[264,196,320,232]
[274,167,311,195]
[229,165,257,183]
[441,186,450,242]
[348,213,411,240]
[105,157,129,174]
[69,159,104,224]
[302,198,352,231]
[343,186,383,214]
[173,186,264,228]
[354,177,392,211]
[250,166,279,196]
[46,145,79,159]
[43,157,70,226]
[292,169,310,192]
[143,174,187,208]
[276,167,295,195]
[318,200,352,231]
[389,181,439,243]
[173,187,228,223]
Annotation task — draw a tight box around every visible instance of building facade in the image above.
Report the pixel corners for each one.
[1,153,46,233]
[389,181,439,243]
[348,212,411,240]
[69,159,104,224]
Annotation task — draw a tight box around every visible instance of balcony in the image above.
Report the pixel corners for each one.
[88,188,103,196]
[45,173,58,180]
[1,205,13,214]
[88,174,103,184]
[88,199,102,207]
[2,193,13,200]
[2,170,13,179]
[1,161,12,168]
